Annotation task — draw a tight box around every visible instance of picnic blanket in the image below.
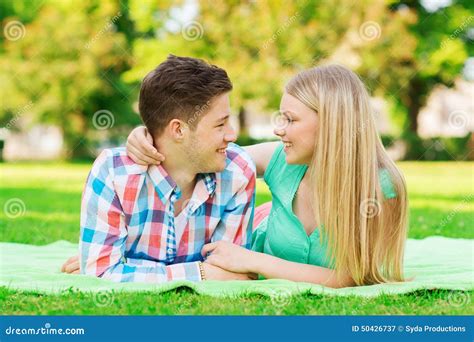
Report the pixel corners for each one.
[0,236,472,298]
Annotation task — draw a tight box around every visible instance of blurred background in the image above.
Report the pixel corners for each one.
[1,1,473,315]
[0,0,473,161]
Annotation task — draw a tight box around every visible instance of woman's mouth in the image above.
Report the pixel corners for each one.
[283,141,292,149]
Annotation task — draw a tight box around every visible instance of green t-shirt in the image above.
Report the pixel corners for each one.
[251,143,396,269]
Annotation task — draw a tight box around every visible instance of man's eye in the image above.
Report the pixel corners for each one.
[217,124,225,127]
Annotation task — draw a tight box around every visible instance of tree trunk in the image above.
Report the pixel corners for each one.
[468,132,474,161]
[405,76,426,134]
[238,106,248,137]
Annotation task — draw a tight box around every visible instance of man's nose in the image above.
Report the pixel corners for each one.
[224,125,237,142]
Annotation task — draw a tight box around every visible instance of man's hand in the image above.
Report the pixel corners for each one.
[202,262,257,281]
[59,254,257,280]
[61,255,80,274]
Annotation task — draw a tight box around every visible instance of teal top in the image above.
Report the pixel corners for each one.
[251,143,396,270]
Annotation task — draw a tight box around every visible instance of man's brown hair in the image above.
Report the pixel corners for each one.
[139,55,233,136]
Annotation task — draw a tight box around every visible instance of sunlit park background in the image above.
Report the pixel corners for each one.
[1,0,473,315]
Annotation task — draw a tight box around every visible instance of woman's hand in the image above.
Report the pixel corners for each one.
[201,262,257,281]
[201,241,258,274]
[126,126,165,165]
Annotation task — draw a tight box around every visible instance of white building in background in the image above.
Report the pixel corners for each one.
[247,79,473,144]
[418,79,474,138]
[2,125,63,161]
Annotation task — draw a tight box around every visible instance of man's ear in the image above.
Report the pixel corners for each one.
[167,119,187,141]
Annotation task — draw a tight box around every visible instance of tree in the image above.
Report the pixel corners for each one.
[357,0,473,135]
[124,0,388,131]
[123,0,435,139]
[1,0,139,157]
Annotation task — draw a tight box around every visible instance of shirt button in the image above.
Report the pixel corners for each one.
[167,248,173,253]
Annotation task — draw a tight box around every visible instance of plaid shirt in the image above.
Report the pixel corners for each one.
[79,143,256,283]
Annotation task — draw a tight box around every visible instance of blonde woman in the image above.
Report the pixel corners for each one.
[126,64,408,288]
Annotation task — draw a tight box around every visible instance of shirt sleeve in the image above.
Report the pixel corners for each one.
[211,164,256,250]
[79,150,201,283]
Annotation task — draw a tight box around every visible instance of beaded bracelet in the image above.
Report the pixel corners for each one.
[198,261,206,281]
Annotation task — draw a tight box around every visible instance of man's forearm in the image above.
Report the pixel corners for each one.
[87,257,202,283]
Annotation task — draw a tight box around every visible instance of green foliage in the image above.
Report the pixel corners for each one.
[0,0,139,157]
[381,134,396,148]
[368,1,473,134]
[235,135,276,147]
[1,1,472,159]
[402,132,472,160]
[0,0,45,25]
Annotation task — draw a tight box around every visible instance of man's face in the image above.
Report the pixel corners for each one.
[183,93,237,173]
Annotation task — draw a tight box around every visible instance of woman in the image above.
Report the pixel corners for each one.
[126,64,408,288]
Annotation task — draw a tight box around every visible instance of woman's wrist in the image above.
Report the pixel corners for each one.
[247,250,264,274]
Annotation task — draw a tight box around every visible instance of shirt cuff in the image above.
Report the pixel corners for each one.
[165,261,202,282]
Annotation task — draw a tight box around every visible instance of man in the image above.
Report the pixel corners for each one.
[61,55,256,282]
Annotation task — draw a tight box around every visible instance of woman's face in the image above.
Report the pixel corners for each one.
[274,92,319,165]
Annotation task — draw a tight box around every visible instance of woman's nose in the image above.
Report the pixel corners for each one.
[273,127,285,137]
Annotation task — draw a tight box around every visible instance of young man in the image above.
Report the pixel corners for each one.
[61,55,256,282]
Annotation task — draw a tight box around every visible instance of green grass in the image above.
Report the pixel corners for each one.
[0,161,473,315]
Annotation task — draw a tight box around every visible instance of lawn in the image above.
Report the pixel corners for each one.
[0,161,473,315]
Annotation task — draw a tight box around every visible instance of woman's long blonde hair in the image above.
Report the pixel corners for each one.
[286,64,408,285]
